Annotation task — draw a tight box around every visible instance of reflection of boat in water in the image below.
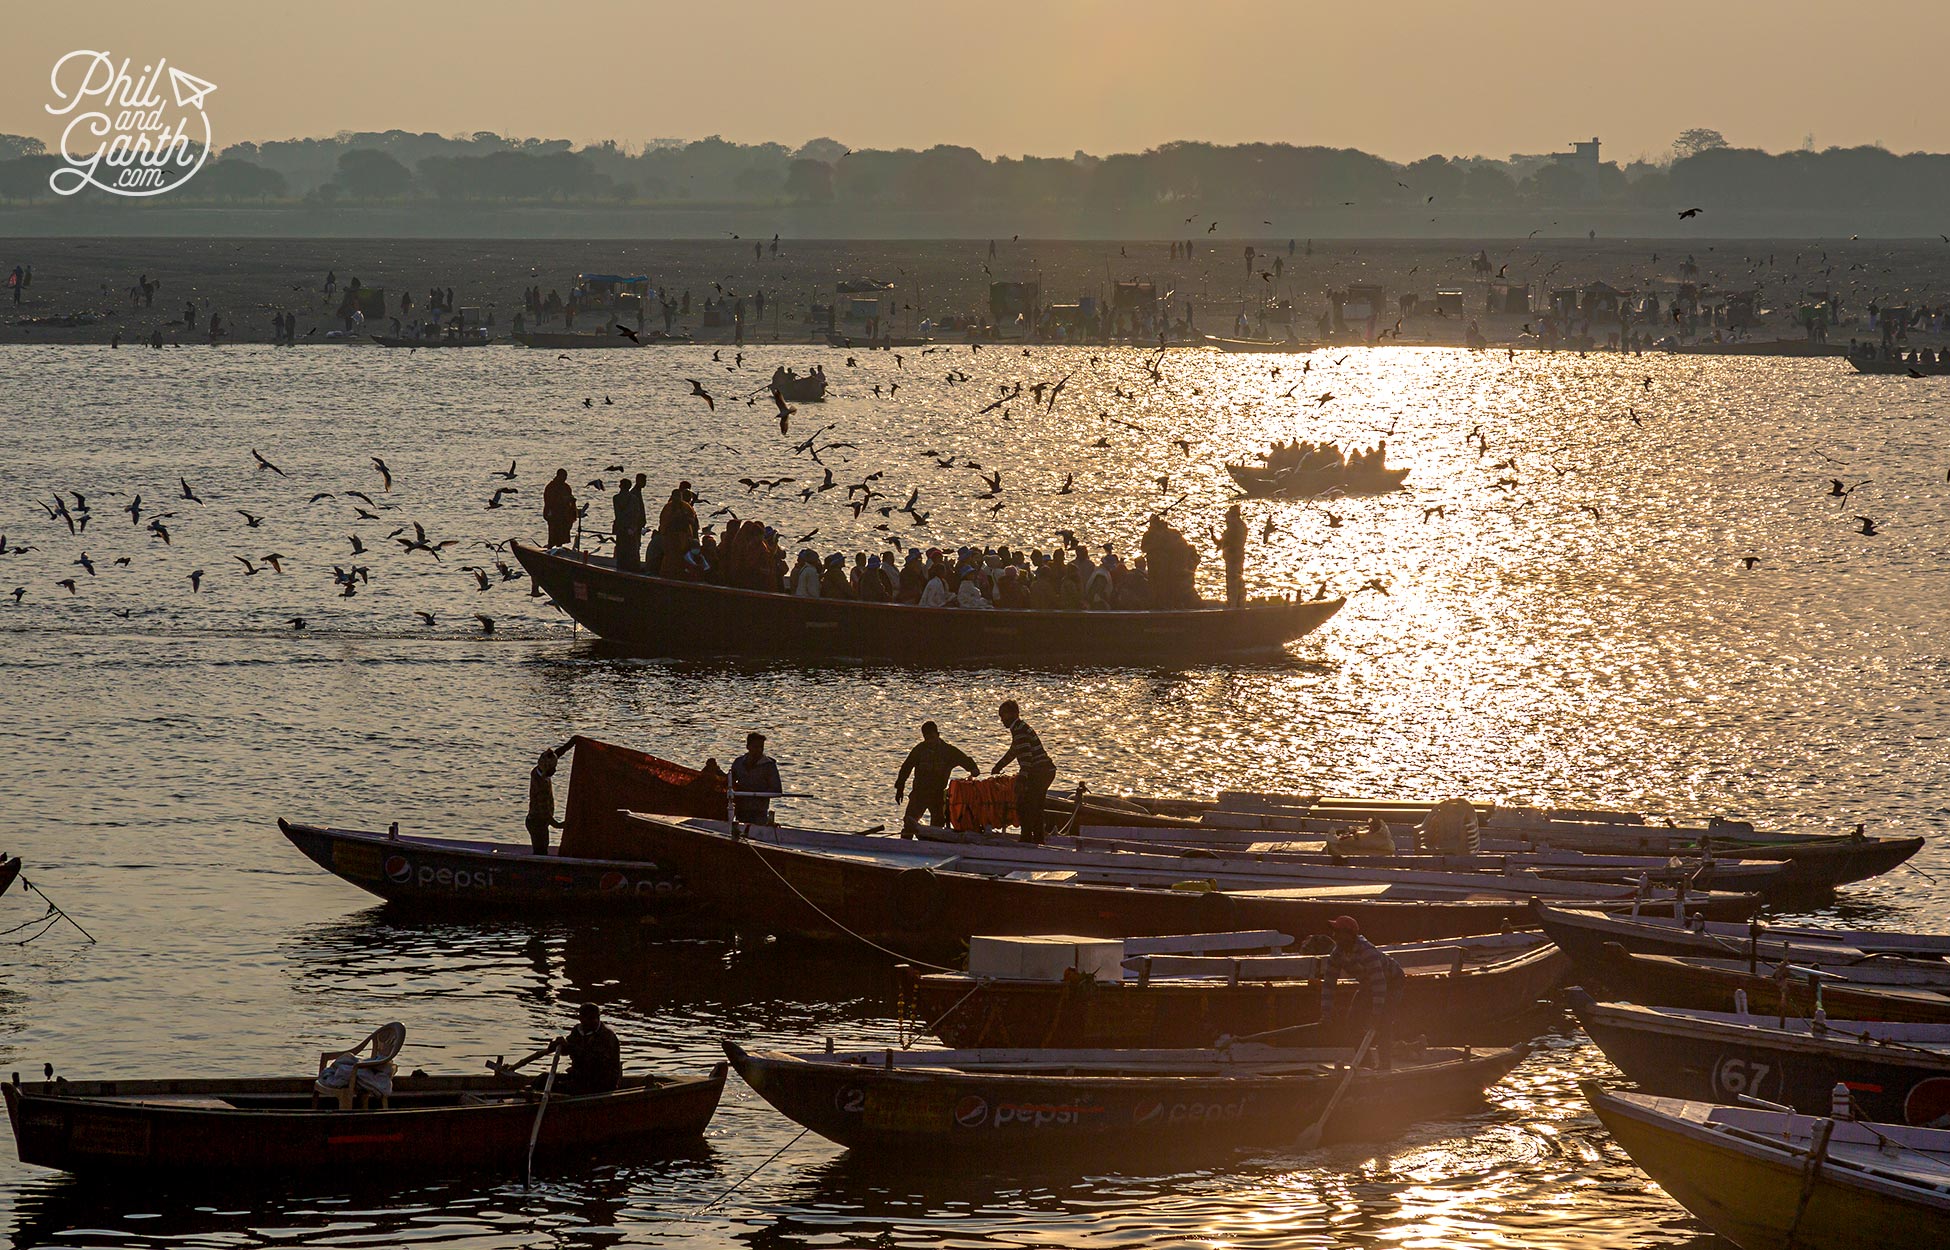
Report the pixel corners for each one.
[1225,460,1409,498]
[770,371,829,402]
[724,1038,1528,1155]
[513,543,1344,662]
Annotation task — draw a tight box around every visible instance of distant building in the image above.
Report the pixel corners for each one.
[1509,136,1604,199]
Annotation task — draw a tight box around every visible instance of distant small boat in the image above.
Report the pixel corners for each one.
[1587,1083,1950,1249]
[824,332,930,349]
[3,1063,726,1174]
[725,1039,1526,1155]
[1570,989,1950,1126]
[1848,356,1950,375]
[514,330,639,349]
[1203,334,1306,353]
[370,333,491,349]
[1225,461,1410,498]
[770,373,828,403]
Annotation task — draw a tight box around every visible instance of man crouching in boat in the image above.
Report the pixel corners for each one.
[1320,915,1405,1069]
[545,1004,623,1095]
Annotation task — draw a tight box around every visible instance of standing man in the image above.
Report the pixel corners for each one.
[542,469,577,548]
[1318,916,1405,1069]
[729,732,781,825]
[894,720,980,835]
[1221,503,1247,607]
[526,746,566,855]
[612,475,645,570]
[991,699,1057,844]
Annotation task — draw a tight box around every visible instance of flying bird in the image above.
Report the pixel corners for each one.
[372,457,393,490]
[251,449,286,476]
[686,379,716,410]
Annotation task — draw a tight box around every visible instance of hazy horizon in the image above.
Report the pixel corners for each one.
[8,1,1946,163]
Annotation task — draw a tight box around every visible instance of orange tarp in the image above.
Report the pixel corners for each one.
[947,775,1018,831]
[557,736,727,860]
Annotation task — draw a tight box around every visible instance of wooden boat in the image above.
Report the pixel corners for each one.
[0,853,18,898]
[911,932,1567,1049]
[1224,461,1410,499]
[369,333,492,348]
[612,815,1755,955]
[857,824,1745,909]
[1570,989,1950,1126]
[1189,792,1922,892]
[514,330,642,349]
[1204,335,1305,353]
[280,736,724,912]
[923,823,1796,898]
[4,1064,725,1174]
[512,544,1345,663]
[1848,355,1950,376]
[1586,1084,1950,1249]
[1568,944,1950,1023]
[770,373,828,402]
[724,1039,1526,1155]
[1535,904,1950,967]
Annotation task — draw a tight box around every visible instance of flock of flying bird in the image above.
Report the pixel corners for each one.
[1,318,1925,624]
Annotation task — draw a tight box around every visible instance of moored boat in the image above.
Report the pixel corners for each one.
[370,332,492,348]
[280,736,724,912]
[1535,903,1950,967]
[610,815,1757,955]
[910,931,1567,1049]
[1567,943,1950,1023]
[1848,355,1950,376]
[514,329,645,349]
[724,1038,1527,1155]
[512,544,1345,662]
[1586,1084,1950,1249]
[3,1064,726,1174]
[1570,989,1950,1126]
[0,853,18,898]
[1203,334,1306,353]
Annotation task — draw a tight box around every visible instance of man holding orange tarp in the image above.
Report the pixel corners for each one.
[895,721,980,835]
[991,699,1057,845]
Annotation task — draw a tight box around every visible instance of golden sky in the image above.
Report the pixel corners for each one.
[8,0,1943,162]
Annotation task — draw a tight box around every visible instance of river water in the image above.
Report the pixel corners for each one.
[1,341,1945,1248]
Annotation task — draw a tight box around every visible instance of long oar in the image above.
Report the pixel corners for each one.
[19,875,95,944]
[524,1049,560,1189]
[1294,1027,1375,1150]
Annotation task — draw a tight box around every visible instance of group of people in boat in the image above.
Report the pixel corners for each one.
[1850,340,1950,370]
[541,475,1249,609]
[1257,438,1391,477]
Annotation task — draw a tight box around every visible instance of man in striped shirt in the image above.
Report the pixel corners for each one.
[1319,915,1405,1069]
[991,699,1057,844]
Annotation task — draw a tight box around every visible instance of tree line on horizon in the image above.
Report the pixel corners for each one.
[1,128,1946,221]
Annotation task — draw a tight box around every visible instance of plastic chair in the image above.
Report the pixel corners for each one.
[315,1022,406,1110]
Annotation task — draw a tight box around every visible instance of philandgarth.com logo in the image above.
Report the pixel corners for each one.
[45,51,217,197]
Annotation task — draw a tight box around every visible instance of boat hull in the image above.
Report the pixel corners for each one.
[3,1068,726,1174]
[1588,1087,1950,1250]
[1849,357,1950,376]
[368,335,491,348]
[279,821,690,913]
[915,941,1568,1049]
[725,1042,1524,1155]
[0,854,18,898]
[1571,991,1950,1126]
[513,544,1344,663]
[1569,944,1950,1023]
[514,331,641,349]
[1225,463,1410,499]
[615,818,1751,955]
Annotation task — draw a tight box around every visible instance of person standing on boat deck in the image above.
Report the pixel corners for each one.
[546,1004,622,1095]
[1221,504,1247,607]
[1319,916,1405,1069]
[730,733,781,825]
[527,747,566,855]
[542,470,577,548]
[895,721,980,835]
[992,700,1057,844]
[613,475,645,571]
